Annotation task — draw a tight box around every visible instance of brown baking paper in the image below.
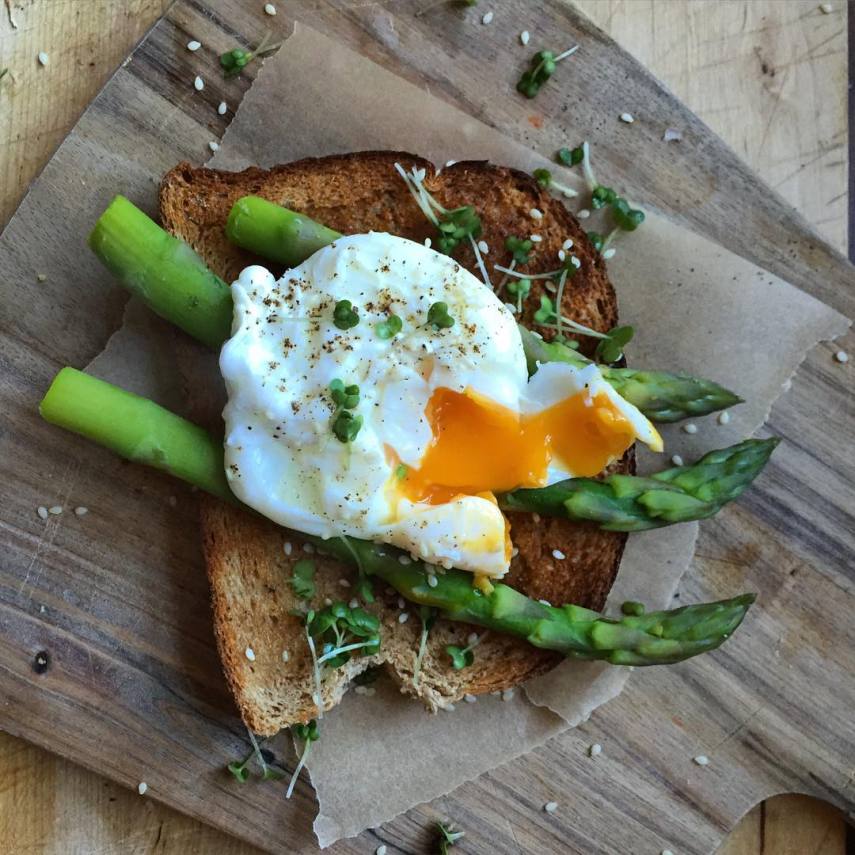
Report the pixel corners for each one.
[86,24,849,847]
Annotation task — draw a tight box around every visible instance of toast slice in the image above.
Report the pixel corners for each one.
[160,152,633,735]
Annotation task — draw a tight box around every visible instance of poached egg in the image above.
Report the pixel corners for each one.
[220,232,661,578]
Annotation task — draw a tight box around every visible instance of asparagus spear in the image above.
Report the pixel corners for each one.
[517,325,742,422]
[311,535,754,665]
[226,195,342,267]
[500,438,778,531]
[88,196,233,348]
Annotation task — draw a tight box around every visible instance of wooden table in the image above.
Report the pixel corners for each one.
[0,1,849,852]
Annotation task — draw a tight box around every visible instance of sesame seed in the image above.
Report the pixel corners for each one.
[398,554,411,565]
[323,597,332,606]
[481,11,494,24]
[530,234,543,243]
[602,248,616,260]
[834,350,849,363]
[217,101,227,115]
[820,2,833,12]
[477,240,489,254]
[281,649,290,662]
[467,632,479,645]
[578,209,591,219]
[502,688,515,701]
[74,506,88,516]
[349,598,359,609]
[48,506,62,515]
[37,273,47,282]
[303,543,315,553]
[588,743,602,757]
[427,573,438,588]
[193,75,204,91]
[444,703,455,711]
[505,302,518,314]
[264,2,277,14]
[38,52,49,66]
[186,40,201,51]
[376,846,388,855]
[693,754,710,766]
[445,159,457,167]
[532,512,541,523]
[538,599,552,606]
[670,454,684,467]
[530,208,543,219]
[682,423,698,434]
[520,31,530,45]
[717,410,731,425]
[208,141,219,152]
[464,693,477,703]
[620,112,634,123]
[137,782,148,795]
[570,255,582,268]
[339,578,351,587]
[37,506,48,520]
[662,850,675,855]
[398,612,410,623]
[552,549,566,560]
[283,542,292,555]
[663,128,683,143]
[562,238,574,250]
[543,801,558,814]
[424,237,432,247]
[557,249,566,261]
[245,647,256,661]
[512,546,519,557]
[398,597,406,609]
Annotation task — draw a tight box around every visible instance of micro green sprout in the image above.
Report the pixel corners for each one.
[556,146,584,167]
[375,313,403,339]
[517,46,579,98]
[533,167,578,198]
[332,299,359,330]
[437,821,466,853]
[427,301,455,329]
[413,605,436,688]
[286,719,319,799]
[219,31,281,78]
[289,558,316,600]
[445,632,484,670]
[506,278,531,314]
[329,378,362,443]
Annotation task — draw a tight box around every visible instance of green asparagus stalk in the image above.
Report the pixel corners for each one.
[500,438,778,531]
[38,371,756,664]
[311,536,754,665]
[88,195,233,348]
[39,368,234,502]
[517,325,742,422]
[226,195,342,267]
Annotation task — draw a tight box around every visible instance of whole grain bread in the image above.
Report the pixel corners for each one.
[160,152,633,736]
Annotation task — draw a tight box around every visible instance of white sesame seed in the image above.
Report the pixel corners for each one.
[424,237,432,247]
[444,703,455,711]
[670,454,684,467]
[718,410,731,425]
[137,782,148,795]
[40,605,46,613]
[464,693,477,703]
[693,754,710,766]
[578,209,590,219]
[37,273,47,282]
[281,649,290,662]
[538,599,552,606]
[502,688,515,701]
[552,549,566,560]
[186,40,202,51]
[620,112,634,124]
[467,632,479,645]
[562,238,574,250]
[511,546,519,557]
[662,850,675,855]
[834,350,849,363]
[683,422,698,434]
[245,647,256,661]
[445,159,457,168]
[427,573,438,588]
[530,207,543,220]
[477,240,489,254]
[820,2,833,12]
[663,128,683,143]
[520,31,530,45]
[48,506,62,515]
[217,101,227,115]
[376,846,388,855]
[264,2,277,14]
[194,75,204,91]
[323,597,332,606]
[543,801,558,814]
[74,506,88,516]
[532,512,541,523]
[602,248,616,260]
[481,11,494,24]
[37,506,48,520]
[557,249,566,262]
[208,141,219,152]
[303,543,315,554]
[354,684,368,695]
[339,578,351,588]
[38,52,49,67]
[530,234,543,243]
[349,598,359,609]
[589,743,602,757]
[398,554,411,565]
[398,612,410,624]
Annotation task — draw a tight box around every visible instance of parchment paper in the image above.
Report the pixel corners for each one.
[86,24,849,847]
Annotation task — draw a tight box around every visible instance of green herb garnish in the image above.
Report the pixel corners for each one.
[289,558,316,600]
[587,231,604,252]
[437,821,466,853]
[329,378,360,409]
[226,751,253,783]
[219,32,281,78]
[506,278,531,314]
[332,410,363,443]
[533,168,578,198]
[595,324,635,364]
[445,632,481,670]
[436,204,481,254]
[517,46,579,99]
[329,378,362,443]
[413,605,436,688]
[621,600,646,617]
[286,719,319,799]
[427,301,455,329]
[375,314,403,339]
[332,299,360,330]
[505,235,533,266]
[611,197,646,231]
[591,185,618,209]
[395,463,409,480]
[556,146,584,167]
[309,602,381,669]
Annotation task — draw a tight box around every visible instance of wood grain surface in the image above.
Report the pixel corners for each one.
[0,1,852,853]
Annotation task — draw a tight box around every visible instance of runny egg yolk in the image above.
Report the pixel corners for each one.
[399,387,637,505]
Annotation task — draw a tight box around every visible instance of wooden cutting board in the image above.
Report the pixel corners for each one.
[0,2,852,853]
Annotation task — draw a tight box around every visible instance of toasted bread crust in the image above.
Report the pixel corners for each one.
[161,152,631,734]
